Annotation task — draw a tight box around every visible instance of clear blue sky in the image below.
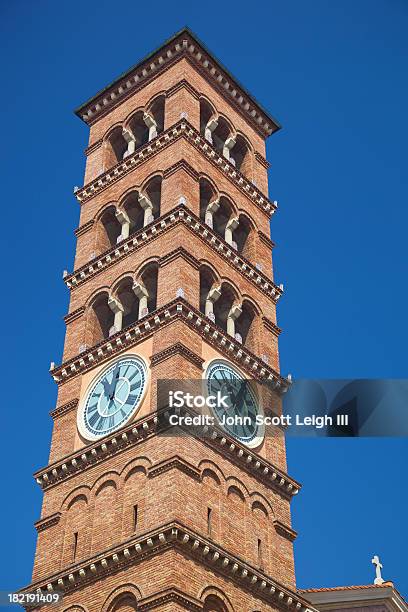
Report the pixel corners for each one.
[1,0,407,600]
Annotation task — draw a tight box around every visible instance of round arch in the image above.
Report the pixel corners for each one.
[101,584,143,612]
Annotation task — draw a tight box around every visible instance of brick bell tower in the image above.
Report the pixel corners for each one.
[28,28,313,612]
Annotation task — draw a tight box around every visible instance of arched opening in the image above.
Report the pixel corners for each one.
[213,197,234,241]
[203,595,229,612]
[110,596,137,612]
[98,206,122,251]
[88,292,115,345]
[199,178,217,226]
[235,214,252,258]
[136,263,158,317]
[144,175,162,220]
[213,283,239,335]
[106,127,128,166]
[116,277,139,329]
[148,95,165,136]
[122,191,144,235]
[212,117,232,158]
[200,98,217,142]
[235,300,257,347]
[232,134,252,176]
[200,265,219,321]
[128,111,149,149]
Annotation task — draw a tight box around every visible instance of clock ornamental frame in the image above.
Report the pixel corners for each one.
[204,357,266,449]
[27,28,307,612]
[77,353,149,442]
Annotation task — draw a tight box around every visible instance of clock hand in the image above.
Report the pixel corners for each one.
[101,377,111,396]
[231,381,247,414]
[107,363,120,399]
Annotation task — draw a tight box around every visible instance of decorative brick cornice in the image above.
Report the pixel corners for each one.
[159,246,201,271]
[50,299,288,389]
[255,151,270,169]
[273,520,297,542]
[63,307,85,325]
[74,219,94,237]
[151,342,204,369]
[149,455,201,481]
[34,406,300,499]
[163,158,199,181]
[50,399,79,420]
[34,512,61,533]
[84,140,103,156]
[262,316,282,337]
[64,206,283,304]
[75,29,280,138]
[139,588,202,611]
[74,121,277,220]
[22,521,315,612]
[166,78,200,100]
[258,230,276,249]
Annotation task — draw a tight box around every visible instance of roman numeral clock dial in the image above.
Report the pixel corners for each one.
[77,356,148,441]
[205,360,265,448]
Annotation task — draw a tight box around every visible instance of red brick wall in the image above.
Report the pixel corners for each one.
[31,40,297,611]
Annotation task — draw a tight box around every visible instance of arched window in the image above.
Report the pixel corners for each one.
[144,175,162,220]
[98,206,122,251]
[213,197,234,240]
[234,214,253,258]
[200,98,217,141]
[212,117,233,158]
[110,596,137,612]
[203,595,229,612]
[213,284,239,335]
[106,127,128,166]
[88,292,114,345]
[128,111,149,149]
[199,178,217,226]
[115,278,139,329]
[232,134,252,176]
[200,266,219,320]
[148,95,165,135]
[122,191,144,235]
[134,263,158,318]
[235,300,257,348]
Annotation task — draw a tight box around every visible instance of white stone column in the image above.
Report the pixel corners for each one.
[108,296,124,335]
[225,216,239,245]
[122,128,136,158]
[143,112,158,141]
[205,285,221,319]
[115,208,130,240]
[227,303,242,337]
[223,136,236,160]
[133,282,149,319]
[205,199,220,228]
[205,118,218,144]
[138,193,154,226]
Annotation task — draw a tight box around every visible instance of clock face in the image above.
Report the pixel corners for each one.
[78,355,148,441]
[205,360,264,448]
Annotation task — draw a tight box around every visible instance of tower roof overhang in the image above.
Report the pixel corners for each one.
[74,27,281,138]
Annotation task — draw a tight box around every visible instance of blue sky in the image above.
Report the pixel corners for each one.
[1,0,407,600]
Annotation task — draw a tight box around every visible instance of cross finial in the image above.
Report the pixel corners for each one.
[371,555,385,585]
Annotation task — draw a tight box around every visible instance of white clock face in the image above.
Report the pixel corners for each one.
[78,355,148,441]
[205,360,264,448]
